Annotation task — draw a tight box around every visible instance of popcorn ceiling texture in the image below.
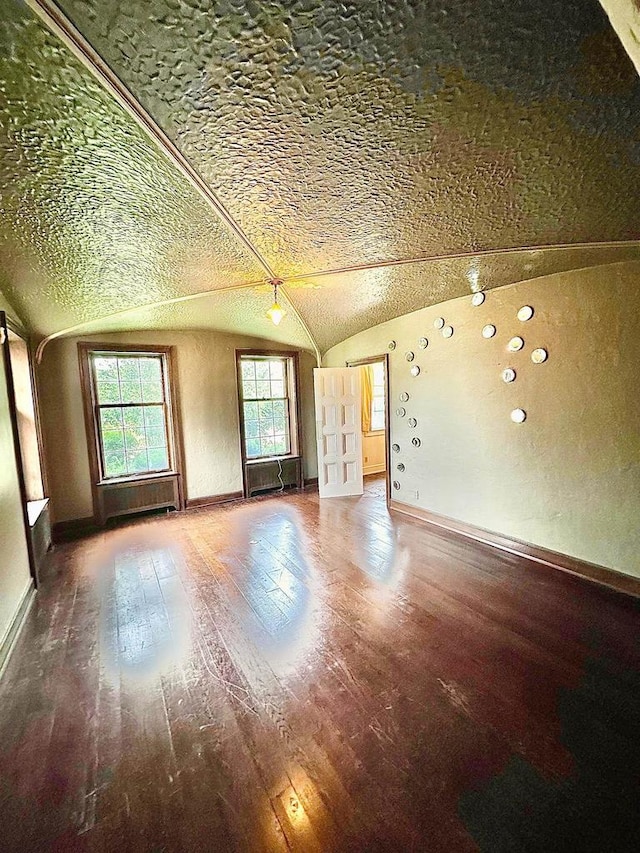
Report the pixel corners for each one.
[0,0,264,336]
[1,0,640,349]
[57,0,640,274]
[71,287,313,350]
[289,244,640,353]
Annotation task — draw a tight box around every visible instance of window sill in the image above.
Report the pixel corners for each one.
[98,470,178,487]
[27,498,49,527]
[245,454,299,465]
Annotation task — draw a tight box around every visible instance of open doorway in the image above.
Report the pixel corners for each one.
[347,355,390,504]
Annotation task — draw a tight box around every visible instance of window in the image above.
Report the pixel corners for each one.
[370,361,386,431]
[238,353,298,459]
[86,349,173,479]
[7,325,45,501]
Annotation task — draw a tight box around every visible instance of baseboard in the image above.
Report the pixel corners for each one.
[0,580,36,680]
[52,515,98,543]
[388,500,640,599]
[185,490,243,510]
[304,476,318,487]
[54,484,298,529]
[364,465,386,476]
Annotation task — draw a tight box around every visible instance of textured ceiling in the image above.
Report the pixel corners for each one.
[0,0,264,335]
[288,245,640,353]
[64,286,313,350]
[34,244,640,355]
[56,0,640,273]
[1,0,640,355]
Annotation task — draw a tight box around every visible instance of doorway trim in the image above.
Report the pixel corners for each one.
[0,312,39,586]
[346,354,391,506]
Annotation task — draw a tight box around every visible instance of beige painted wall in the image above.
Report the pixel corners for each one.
[38,330,318,523]
[363,432,386,475]
[0,293,32,653]
[325,261,640,578]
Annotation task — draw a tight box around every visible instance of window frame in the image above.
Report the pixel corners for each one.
[78,342,184,487]
[369,361,386,433]
[236,349,302,465]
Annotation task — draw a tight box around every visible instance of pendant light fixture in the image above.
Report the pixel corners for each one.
[266,278,286,326]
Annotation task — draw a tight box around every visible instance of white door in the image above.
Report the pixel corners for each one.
[313,367,363,498]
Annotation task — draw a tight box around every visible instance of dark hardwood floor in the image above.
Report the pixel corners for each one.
[1,475,639,852]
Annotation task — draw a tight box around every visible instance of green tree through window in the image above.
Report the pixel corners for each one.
[91,352,170,478]
[240,356,292,459]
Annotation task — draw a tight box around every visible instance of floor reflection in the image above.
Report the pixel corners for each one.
[230,504,322,677]
[90,528,191,680]
[317,491,407,591]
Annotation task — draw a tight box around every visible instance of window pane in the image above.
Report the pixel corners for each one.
[241,361,255,380]
[245,419,259,439]
[273,415,287,435]
[142,380,164,403]
[127,449,149,474]
[269,360,283,379]
[255,381,271,399]
[94,356,118,383]
[369,360,386,433]
[371,412,385,431]
[123,407,144,429]
[102,429,125,453]
[146,427,166,448]
[100,407,123,430]
[261,437,276,456]
[246,438,260,458]
[123,408,146,454]
[97,382,120,404]
[372,362,385,385]
[257,400,273,418]
[139,357,161,383]
[120,381,142,403]
[258,418,274,437]
[104,451,126,478]
[144,406,164,428]
[273,436,288,455]
[244,401,258,421]
[272,400,285,418]
[242,380,257,400]
[118,358,140,383]
[270,381,284,398]
[255,361,270,381]
[147,447,169,471]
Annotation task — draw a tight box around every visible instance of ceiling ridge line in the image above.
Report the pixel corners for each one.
[280,240,640,283]
[34,236,640,363]
[278,285,321,366]
[34,278,270,363]
[24,0,277,281]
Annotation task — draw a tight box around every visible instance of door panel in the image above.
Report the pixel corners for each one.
[314,367,363,498]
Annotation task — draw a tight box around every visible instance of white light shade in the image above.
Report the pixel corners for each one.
[267,301,286,325]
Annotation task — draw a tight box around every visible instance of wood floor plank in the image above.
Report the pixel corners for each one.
[1,475,639,851]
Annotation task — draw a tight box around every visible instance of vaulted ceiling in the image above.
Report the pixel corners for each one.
[1,0,639,357]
